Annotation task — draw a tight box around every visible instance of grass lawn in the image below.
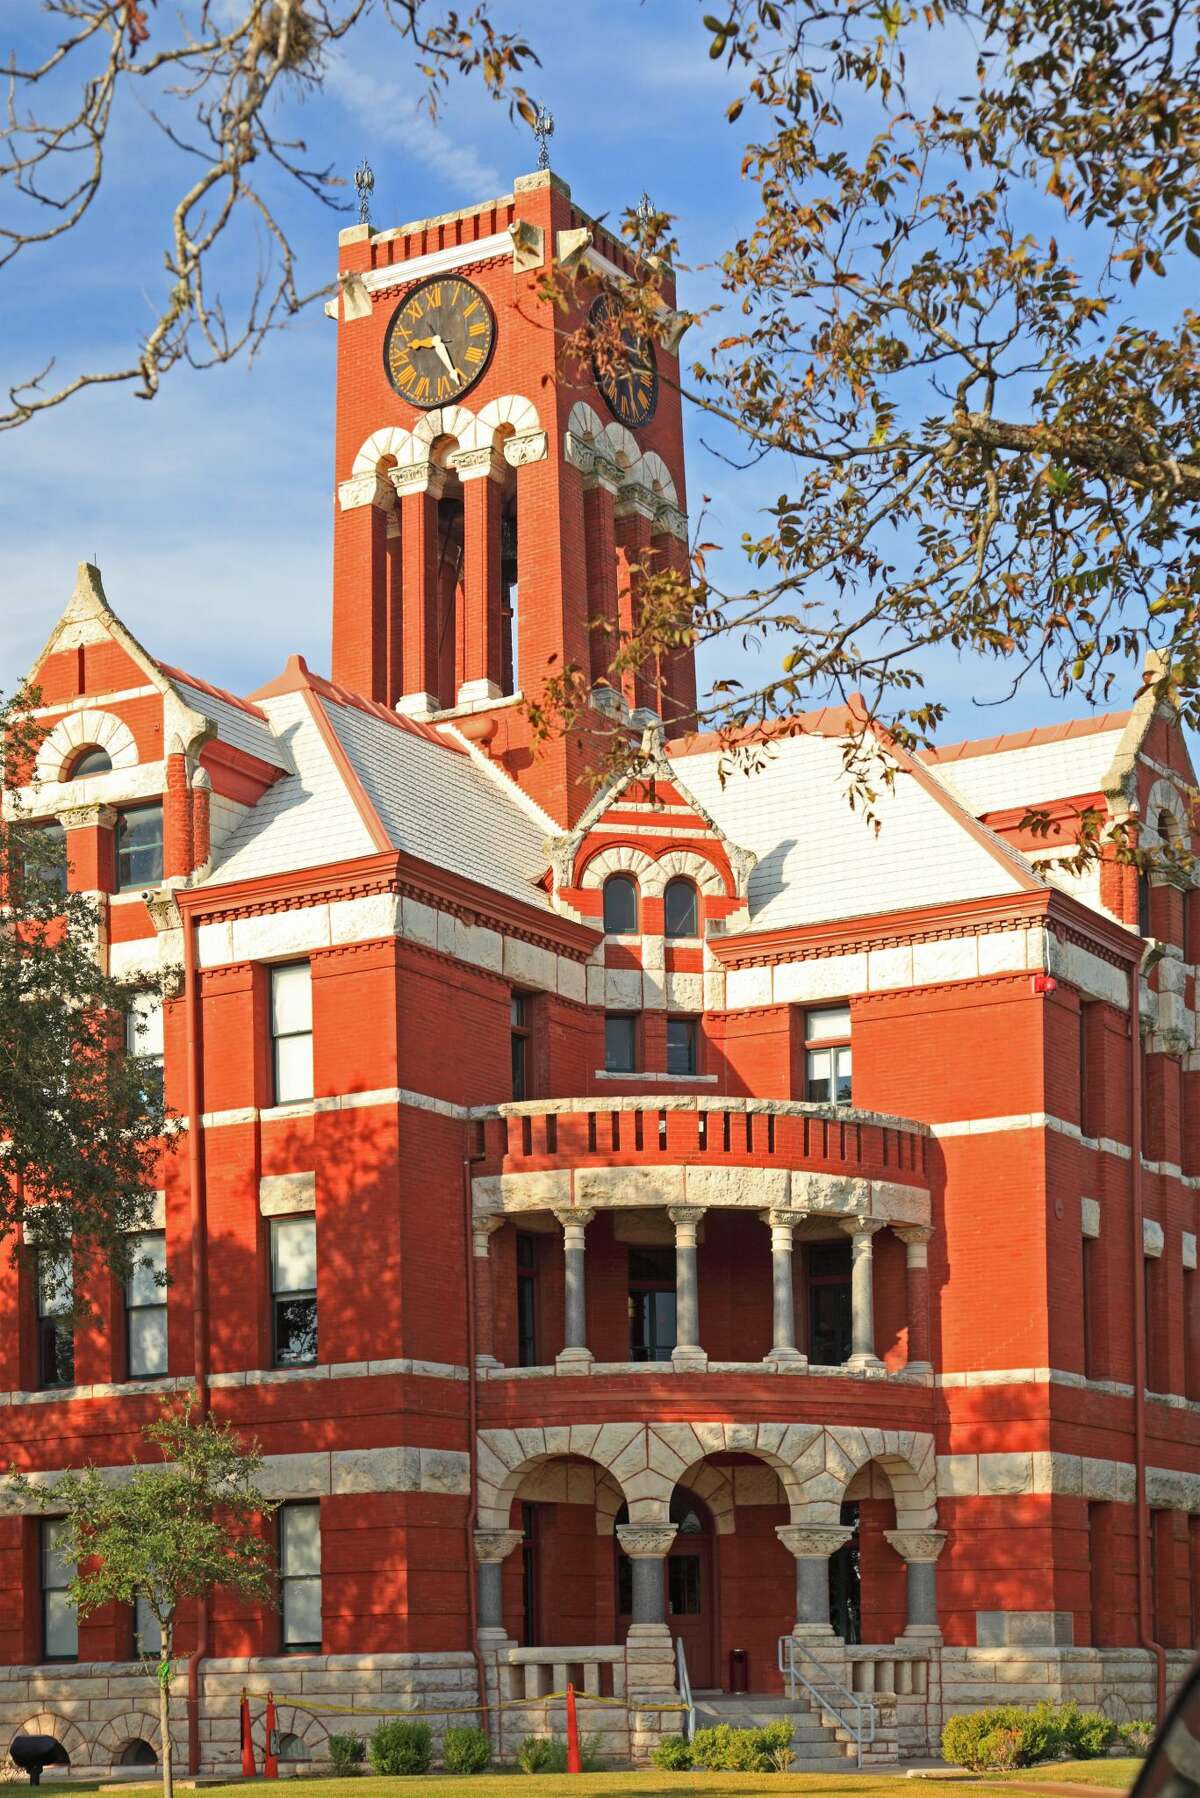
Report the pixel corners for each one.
[24,1771,1142,1798]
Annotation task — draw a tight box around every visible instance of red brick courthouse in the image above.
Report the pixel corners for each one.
[2,163,1198,1770]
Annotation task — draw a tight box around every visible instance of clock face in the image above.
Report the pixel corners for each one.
[590,292,659,429]
[383,276,496,408]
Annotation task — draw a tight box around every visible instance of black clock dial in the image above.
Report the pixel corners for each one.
[383,276,496,408]
[590,292,659,429]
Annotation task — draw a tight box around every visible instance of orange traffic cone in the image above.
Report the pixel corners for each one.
[263,1693,278,1780]
[565,1682,581,1775]
[240,1690,257,1778]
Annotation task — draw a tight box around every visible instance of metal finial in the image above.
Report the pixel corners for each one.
[533,106,554,172]
[637,191,654,226]
[354,157,375,227]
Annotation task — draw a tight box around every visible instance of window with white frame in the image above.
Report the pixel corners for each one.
[279,1503,322,1651]
[126,1231,167,1379]
[42,1518,77,1661]
[804,1005,852,1104]
[37,1253,74,1388]
[126,992,164,1105]
[271,1215,317,1367]
[270,964,313,1105]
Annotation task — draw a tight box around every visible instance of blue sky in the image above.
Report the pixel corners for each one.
[0,0,1145,741]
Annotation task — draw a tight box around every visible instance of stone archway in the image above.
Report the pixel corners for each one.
[12,1712,88,1769]
[93,1712,162,1768]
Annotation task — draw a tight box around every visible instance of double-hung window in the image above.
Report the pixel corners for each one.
[115,805,163,890]
[279,1504,322,1652]
[37,1254,74,1388]
[126,1232,168,1379]
[628,1248,677,1362]
[271,964,313,1105]
[42,1519,77,1661]
[511,994,531,1101]
[666,1016,698,1076]
[804,1005,852,1104]
[126,992,164,1106]
[271,1216,317,1367]
[605,1013,638,1074]
[516,1232,538,1367]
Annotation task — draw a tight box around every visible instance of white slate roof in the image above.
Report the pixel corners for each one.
[165,672,293,772]
[206,691,378,883]
[323,697,552,909]
[674,730,1035,930]
[926,728,1126,818]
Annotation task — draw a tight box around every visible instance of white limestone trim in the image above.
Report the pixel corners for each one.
[475,1421,937,1531]
[937,1451,1200,1512]
[483,1359,934,1387]
[1081,1197,1101,1239]
[936,1364,1200,1412]
[200,1088,469,1129]
[356,231,513,296]
[0,1444,469,1507]
[210,1358,467,1387]
[474,1165,930,1229]
[480,1093,929,1130]
[593,1069,719,1083]
[8,758,167,821]
[259,1171,316,1215]
[1142,776,1190,849]
[29,685,160,720]
[1143,1217,1165,1258]
[578,843,728,898]
[1184,1231,1197,1271]
[34,706,139,782]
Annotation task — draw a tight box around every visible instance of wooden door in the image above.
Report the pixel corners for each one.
[666,1498,715,1688]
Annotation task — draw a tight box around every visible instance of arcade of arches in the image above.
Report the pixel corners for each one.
[474,1443,943,1694]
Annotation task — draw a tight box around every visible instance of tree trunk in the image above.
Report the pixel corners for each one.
[159,1623,174,1798]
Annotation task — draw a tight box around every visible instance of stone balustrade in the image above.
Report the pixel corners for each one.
[845,1645,930,1697]
[503,1643,626,1701]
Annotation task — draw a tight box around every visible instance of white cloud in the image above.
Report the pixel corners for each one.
[324,57,503,198]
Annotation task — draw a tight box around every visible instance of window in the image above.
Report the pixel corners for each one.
[804,1005,852,1105]
[603,874,639,937]
[68,746,113,779]
[1078,1002,1090,1137]
[1145,1255,1157,1389]
[271,1215,317,1367]
[807,1239,852,1365]
[604,1012,638,1074]
[126,1232,167,1379]
[279,1504,321,1652]
[41,1519,76,1661]
[629,1247,677,1362]
[134,1593,162,1659]
[21,822,67,901]
[666,1016,698,1077]
[270,963,313,1105]
[126,992,164,1105]
[37,1254,74,1388]
[115,804,163,891]
[516,1232,538,1367]
[664,878,698,939]
[511,994,531,1101]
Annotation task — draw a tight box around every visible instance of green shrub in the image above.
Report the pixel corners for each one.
[515,1735,551,1774]
[690,1720,793,1773]
[1119,1719,1154,1754]
[513,1732,603,1774]
[368,1718,432,1776]
[326,1735,365,1777]
[650,1735,693,1771]
[1065,1708,1114,1759]
[943,1701,1116,1771]
[441,1725,490,1774]
[978,1726,1024,1771]
[943,1708,1029,1770]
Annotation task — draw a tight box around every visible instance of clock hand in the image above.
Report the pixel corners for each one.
[430,335,461,379]
[407,337,436,350]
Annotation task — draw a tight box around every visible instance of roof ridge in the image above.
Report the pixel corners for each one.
[159,662,271,723]
[249,654,466,752]
[667,705,857,759]
[920,711,1131,764]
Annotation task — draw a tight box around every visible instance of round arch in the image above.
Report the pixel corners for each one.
[12,1712,88,1766]
[350,424,415,478]
[34,707,139,784]
[94,1712,162,1764]
[250,1704,328,1763]
[477,1425,674,1530]
[1142,777,1190,852]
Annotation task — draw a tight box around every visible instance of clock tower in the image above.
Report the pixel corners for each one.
[328,166,695,825]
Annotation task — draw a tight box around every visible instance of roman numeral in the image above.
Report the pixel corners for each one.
[464,346,483,365]
[462,298,480,319]
[427,284,442,308]
[468,321,488,337]
[414,376,431,401]
[437,375,452,400]
[397,366,415,388]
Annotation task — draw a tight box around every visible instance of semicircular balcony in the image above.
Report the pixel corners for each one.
[469,1098,935,1382]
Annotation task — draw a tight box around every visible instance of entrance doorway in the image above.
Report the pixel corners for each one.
[615,1487,717,1688]
[829,1500,861,1642]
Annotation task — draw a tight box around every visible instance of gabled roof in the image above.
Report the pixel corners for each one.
[159,665,292,772]
[207,655,553,907]
[670,706,1041,932]
[922,716,1130,819]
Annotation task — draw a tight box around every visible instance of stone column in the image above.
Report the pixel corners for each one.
[895,1225,934,1376]
[667,1206,707,1371]
[616,1523,678,1626]
[390,462,446,714]
[776,1524,855,1639]
[472,1216,505,1369]
[884,1529,947,1640]
[473,1528,524,1634]
[761,1209,807,1368]
[841,1217,885,1373]
[554,1207,595,1373]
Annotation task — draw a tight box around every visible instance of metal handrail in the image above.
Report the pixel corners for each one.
[674,1636,696,1741]
[777,1635,875,1769]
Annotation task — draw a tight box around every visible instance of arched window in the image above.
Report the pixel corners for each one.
[68,745,112,778]
[118,1741,156,1768]
[603,873,639,936]
[276,1734,306,1763]
[664,878,698,939]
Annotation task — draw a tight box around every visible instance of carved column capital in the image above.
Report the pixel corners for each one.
[473,1528,524,1566]
[552,1206,596,1237]
[337,472,396,513]
[667,1205,706,1241]
[472,1215,505,1256]
[503,429,548,468]
[776,1523,855,1561]
[616,1523,678,1559]
[884,1529,947,1564]
[389,461,447,502]
[840,1215,886,1240]
[58,803,117,831]
[450,445,508,484]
